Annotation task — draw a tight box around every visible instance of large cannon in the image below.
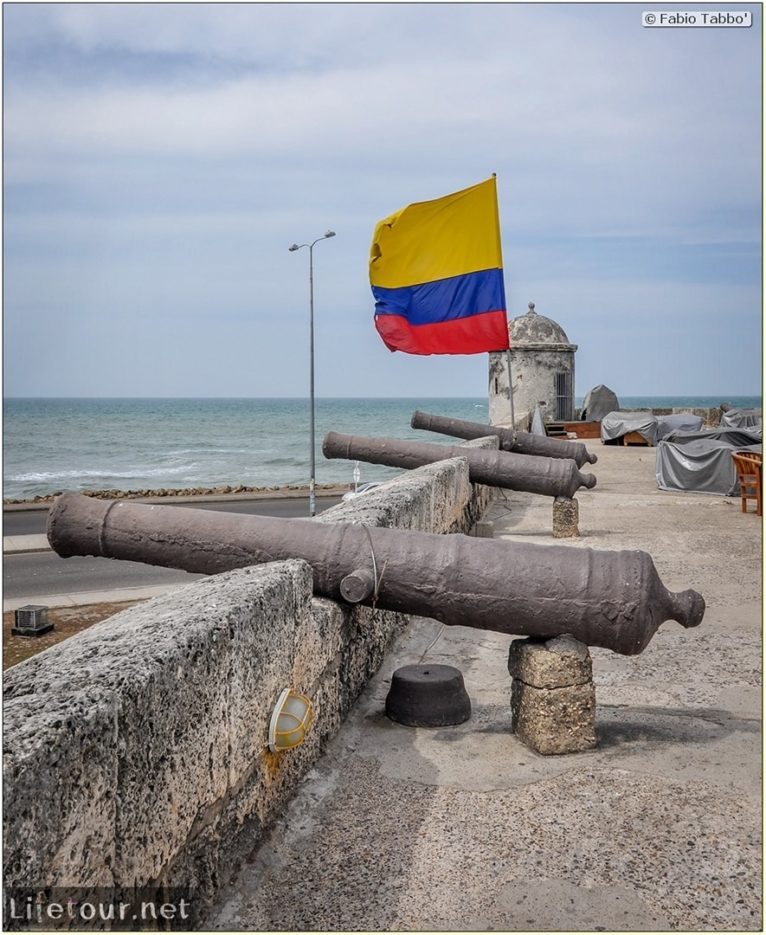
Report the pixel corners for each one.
[411,410,598,467]
[48,493,704,655]
[322,431,597,500]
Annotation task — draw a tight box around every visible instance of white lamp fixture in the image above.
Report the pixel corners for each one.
[268,688,314,752]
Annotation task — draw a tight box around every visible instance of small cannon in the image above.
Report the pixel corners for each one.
[47,493,704,655]
[411,410,598,468]
[322,431,596,500]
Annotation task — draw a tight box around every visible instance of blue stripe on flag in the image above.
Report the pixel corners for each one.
[372,268,505,325]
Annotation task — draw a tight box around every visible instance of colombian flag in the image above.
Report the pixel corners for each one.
[370,177,510,355]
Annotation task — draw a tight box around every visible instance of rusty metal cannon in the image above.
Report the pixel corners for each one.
[48,492,704,655]
[411,410,598,467]
[322,431,597,500]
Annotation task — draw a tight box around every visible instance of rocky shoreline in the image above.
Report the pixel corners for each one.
[3,482,347,506]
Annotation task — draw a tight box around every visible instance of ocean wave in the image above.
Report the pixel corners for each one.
[167,448,254,456]
[260,457,304,467]
[11,395,685,499]
[9,464,198,482]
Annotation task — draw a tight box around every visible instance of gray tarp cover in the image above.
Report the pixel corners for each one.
[656,434,762,496]
[601,411,704,445]
[530,405,546,437]
[601,411,658,444]
[720,408,762,429]
[581,385,620,422]
[664,427,762,447]
[655,413,704,440]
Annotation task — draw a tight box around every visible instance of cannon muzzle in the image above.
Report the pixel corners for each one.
[47,493,704,656]
[322,431,596,499]
[411,410,598,466]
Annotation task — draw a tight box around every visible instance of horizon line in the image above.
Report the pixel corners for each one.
[4,393,762,401]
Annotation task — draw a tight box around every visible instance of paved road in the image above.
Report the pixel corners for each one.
[3,496,343,601]
[3,495,343,537]
[4,551,202,599]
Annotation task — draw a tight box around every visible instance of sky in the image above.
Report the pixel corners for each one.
[3,2,762,399]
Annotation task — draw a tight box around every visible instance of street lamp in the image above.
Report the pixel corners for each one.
[289,230,336,517]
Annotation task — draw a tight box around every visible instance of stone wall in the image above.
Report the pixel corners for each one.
[571,406,723,425]
[647,406,722,426]
[504,406,725,432]
[577,406,724,426]
[489,348,575,426]
[3,449,494,926]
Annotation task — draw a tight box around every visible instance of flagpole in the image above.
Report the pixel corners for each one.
[505,348,516,434]
[491,173,516,438]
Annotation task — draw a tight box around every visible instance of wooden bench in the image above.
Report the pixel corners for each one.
[548,421,601,439]
[731,451,762,516]
[621,431,651,447]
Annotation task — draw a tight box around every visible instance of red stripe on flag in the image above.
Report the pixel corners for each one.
[375,309,509,356]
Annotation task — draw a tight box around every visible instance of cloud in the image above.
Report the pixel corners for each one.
[3,3,762,398]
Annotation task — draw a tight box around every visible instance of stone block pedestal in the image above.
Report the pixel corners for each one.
[471,520,494,538]
[508,634,596,755]
[552,497,579,538]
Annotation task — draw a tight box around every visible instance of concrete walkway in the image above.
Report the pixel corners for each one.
[2,584,186,613]
[4,534,52,554]
[2,485,349,511]
[209,444,762,931]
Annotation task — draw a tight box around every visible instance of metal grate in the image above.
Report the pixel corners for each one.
[12,604,53,637]
[555,371,573,421]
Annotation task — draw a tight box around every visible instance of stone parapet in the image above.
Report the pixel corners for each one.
[3,452,491,923]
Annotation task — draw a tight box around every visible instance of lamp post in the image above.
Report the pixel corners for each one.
[289,230,336,517]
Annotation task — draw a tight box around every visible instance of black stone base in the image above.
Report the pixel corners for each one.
[385,664,471,728]
[11,624,54,638]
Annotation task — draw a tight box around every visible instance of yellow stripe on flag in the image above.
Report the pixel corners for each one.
[369,177,503,290]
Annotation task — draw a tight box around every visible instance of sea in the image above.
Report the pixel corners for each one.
[3,395,762,501]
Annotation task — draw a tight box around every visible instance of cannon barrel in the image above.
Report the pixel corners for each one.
[411,410,598,467]
[322,431,596,499]
[48,493,704,656]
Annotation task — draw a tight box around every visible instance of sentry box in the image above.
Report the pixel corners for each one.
[12,604,54,637]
